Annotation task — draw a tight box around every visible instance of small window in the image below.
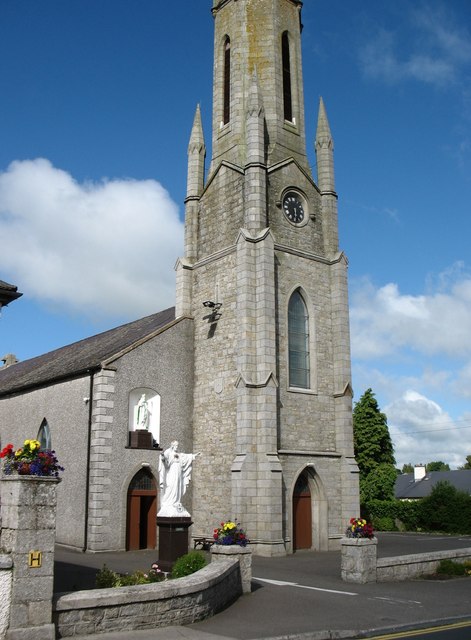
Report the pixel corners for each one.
[282,32,293,122]
[223,36,231,125]
[37,419,51,449]
[288,290,310,388]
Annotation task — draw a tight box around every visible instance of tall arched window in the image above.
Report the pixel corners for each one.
[37,419,51,449]
[282,31,293,122]
[223,36,231,125]
[288,290,310,388]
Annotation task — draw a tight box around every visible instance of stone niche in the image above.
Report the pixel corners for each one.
[128,388,160,449]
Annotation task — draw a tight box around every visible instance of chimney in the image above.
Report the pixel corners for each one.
[1,354,18,368]
[414,464,426,482]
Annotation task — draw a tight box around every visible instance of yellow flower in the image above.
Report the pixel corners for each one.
[24,439,40,451]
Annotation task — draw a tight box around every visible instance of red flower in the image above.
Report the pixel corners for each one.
[0,444,14,458]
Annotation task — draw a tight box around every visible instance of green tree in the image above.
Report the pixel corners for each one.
[361,463,398,502]
[458,455,471,470]
[401,463,414,474]
[418,481,471,534]
[353,388,396,505]
[426,461,450,472]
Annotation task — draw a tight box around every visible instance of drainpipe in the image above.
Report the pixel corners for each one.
[83,370,94,552]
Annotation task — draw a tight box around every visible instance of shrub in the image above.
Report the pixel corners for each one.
[171,551,206,579]
[95,563,166,588]
[371,515,396,531]
[417,482,471,534]
[117,571,151,586]
[95,564,119,588]
[436,559,467,577]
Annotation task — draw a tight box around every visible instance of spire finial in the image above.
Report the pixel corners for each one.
[315,96,333,150]
[188,104,205,155]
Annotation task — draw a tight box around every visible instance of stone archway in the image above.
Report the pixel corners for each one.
[293,472,312,549]
[126,468,157,550]
[292,466,329,552]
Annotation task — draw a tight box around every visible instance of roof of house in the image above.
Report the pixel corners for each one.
[0,307,176,396]
[0,279,22,306]
[395,469,471,499]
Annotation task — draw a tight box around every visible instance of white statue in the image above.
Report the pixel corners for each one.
[157,441,199,517]
[135,394,150,430]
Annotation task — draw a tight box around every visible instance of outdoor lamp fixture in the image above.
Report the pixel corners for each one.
[202,300,222,322]
[203,300,222,310]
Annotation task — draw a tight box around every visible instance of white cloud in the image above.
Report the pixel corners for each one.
[385,390,471,469]
[359,5,471,88]
[350,267,471,360]
[0,159,183,319]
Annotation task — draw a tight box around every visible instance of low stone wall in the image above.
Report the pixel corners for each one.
[53,557,241,638]
[0,555,13,640]
[377,547,471,582]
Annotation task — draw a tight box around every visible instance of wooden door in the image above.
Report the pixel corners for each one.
[126,469,157,550]
[293,473,312,550]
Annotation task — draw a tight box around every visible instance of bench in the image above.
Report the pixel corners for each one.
[193,537,215,550]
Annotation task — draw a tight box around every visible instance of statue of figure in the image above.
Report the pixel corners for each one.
[157,441,199,517]
[136,393,150,430]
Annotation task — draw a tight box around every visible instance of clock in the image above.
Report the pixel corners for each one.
[282,191,305,224]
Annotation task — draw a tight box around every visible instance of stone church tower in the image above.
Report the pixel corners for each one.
[176,0,359,555]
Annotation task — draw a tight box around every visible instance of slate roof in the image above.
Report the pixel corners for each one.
[0,307,176,397]
[0,279,22,306]
[395,470,471,499]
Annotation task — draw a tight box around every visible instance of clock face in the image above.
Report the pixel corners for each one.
[283,191,305,224]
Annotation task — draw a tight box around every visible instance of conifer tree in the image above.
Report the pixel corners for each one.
[458,455,471,470]
[353,388,396,503]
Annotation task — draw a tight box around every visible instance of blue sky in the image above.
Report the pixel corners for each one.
[1,1,471,469]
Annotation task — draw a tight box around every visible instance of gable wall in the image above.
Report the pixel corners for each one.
[0,376,91,549]
[85,317,194,551]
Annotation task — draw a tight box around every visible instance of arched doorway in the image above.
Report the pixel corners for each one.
[293,472,312,550]
[126,468,157,550]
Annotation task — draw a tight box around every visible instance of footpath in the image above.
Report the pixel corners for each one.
[55,533,471,640]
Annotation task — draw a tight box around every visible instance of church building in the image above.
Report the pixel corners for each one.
[0,0,359,556]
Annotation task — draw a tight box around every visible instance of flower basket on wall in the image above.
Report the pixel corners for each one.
[1,440,64,477]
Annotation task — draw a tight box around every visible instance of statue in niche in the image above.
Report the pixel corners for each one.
[157,441,200,517]
[135,393,150,430]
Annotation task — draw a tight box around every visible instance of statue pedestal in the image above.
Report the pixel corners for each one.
[157,517,192,572]
[129,430,153,448]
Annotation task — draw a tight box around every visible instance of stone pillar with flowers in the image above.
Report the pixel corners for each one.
[0,439,63,640]
[210,521,252,594]
[341,517,377,584]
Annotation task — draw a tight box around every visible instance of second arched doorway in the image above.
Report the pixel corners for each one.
[126,468,157,550]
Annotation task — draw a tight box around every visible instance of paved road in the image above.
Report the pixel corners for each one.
[54,533,471,640]
[367,620,471,639]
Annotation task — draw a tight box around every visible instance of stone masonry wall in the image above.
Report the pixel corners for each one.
[377,548,471,582]
[191,250,238,538]
[53,558,241,638]
[0,555,12,640]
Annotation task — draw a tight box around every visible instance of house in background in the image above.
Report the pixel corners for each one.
[0,280,22,311]
[395,465,471,500]
[1,279,23,370]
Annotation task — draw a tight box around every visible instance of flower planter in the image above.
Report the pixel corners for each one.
[341,536,378,584]
[211,545,252,594]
